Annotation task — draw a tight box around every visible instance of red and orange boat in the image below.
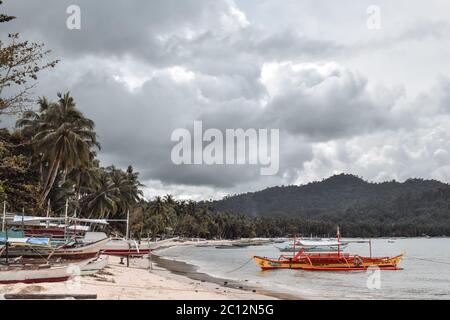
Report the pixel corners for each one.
[254,229,404,271]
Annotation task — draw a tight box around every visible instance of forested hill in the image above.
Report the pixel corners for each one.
[210,174,450,236]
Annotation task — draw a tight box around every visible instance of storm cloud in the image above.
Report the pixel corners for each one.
[2,0,450,200]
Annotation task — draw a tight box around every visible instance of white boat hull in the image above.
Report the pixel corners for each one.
[0,265,70,284]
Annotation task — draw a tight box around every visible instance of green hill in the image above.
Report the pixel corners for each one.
[209,174,450,236]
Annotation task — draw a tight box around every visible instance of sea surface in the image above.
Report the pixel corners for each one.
[157,238,450,299]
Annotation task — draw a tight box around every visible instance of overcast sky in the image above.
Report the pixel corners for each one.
[2,0,450,200]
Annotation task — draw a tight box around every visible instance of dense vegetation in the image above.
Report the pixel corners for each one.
[1,2,449,239]
[210,174,450,237]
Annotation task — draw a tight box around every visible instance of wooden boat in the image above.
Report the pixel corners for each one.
[0,264,70,284]
[3,237,110,260]
[254,228,404,271]
[253,252,404,271]
[83,232,177,257]
[3,215,100,240]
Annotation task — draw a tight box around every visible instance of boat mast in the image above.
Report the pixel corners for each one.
[337,226,341,257]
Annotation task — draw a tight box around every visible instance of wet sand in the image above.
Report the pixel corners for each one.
[151,251,301,300]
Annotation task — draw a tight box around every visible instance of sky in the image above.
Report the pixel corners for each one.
[2,0,450,200]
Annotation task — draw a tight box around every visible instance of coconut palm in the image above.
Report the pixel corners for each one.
[80,168,119,218]
[108,165,143,213]
[16,92,99,205]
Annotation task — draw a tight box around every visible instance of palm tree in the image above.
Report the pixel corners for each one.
[17,92,99,205]
[79,166,143,219]
[80,168,119,218]
[108,165,143,213]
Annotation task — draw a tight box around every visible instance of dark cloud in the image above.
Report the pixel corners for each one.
[2,0,450,199]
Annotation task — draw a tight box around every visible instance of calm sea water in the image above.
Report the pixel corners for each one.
[157,238,450,299]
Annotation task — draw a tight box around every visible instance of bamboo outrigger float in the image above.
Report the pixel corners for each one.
[253,227,404,271]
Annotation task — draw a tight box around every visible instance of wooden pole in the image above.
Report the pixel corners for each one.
[293,234,296,258]
[5,220,9,265]
[147,234,152,271]
[126,209,130,240]
[46,199,50,228]
[126,242,130,268]
[64,199,68,240]
[4,294,97,300]
[21,207,25,231]
[337,226,341,257]
[1,201,6,232]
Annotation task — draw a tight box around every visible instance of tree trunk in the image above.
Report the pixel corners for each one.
[40,158,61,203]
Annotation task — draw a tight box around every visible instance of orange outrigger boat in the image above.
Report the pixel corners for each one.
[254,228,404,271]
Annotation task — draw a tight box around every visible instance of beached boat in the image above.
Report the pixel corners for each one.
[2,215,105,240]
[83,232,177,257]
[0,264,71,284]
[3,237,110,260]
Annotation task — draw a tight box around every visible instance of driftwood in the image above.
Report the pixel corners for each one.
[3,293,97,300]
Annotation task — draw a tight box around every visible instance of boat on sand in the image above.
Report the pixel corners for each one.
[0,264,71,284]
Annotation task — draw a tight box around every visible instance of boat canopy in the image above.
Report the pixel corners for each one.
[10,215,108,225]
[0,237,51,245]
[297,240,346,247]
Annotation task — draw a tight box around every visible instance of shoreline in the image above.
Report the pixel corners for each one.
[151,251,301,300]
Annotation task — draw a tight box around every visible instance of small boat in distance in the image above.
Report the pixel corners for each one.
[215,239,273,249]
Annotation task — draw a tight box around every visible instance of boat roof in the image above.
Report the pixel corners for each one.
[0,237,51,246]
[297,240,346,246]
[10,215,108,225]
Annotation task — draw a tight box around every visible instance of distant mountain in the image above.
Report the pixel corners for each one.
[209,174,450,236]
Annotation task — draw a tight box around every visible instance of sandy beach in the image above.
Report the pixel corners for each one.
[0,242,276,300]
